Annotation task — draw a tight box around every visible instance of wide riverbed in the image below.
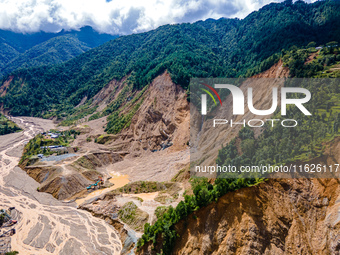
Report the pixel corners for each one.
[0,117,122,254]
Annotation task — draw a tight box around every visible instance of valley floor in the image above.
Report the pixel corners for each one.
[0,117,122,254]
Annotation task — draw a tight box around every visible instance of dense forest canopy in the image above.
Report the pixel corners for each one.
[1,0,340,117]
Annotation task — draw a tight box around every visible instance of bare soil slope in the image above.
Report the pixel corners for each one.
[71,71,190,183]
[172,176,340,255]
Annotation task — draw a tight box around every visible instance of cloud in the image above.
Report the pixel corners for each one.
[0,0,316,35]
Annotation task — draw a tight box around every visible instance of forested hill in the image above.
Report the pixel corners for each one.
[0,26,118,77]
[1,0,340,117]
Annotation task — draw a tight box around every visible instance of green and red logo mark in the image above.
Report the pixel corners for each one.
[200,83,222,107]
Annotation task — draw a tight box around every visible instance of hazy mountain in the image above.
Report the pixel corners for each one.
[0,26,118,77]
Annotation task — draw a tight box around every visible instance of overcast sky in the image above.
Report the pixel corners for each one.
[0,0,317,35]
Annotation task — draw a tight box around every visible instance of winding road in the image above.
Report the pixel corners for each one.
[0,117,122,254]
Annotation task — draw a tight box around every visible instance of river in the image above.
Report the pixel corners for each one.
[0,117,122,254]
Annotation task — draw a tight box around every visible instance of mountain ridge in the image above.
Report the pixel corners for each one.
[0,26,118,78]
[1,0,340,117]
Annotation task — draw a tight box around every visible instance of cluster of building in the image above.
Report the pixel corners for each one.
[40,145,64,149]
[41,132,60,139]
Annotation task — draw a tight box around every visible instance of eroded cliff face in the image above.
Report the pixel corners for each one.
[129,71,189,154]
[172,176,340,255]
[138,175,340,255]
[21,151,123,200]
[97,71,190,156]
[86,71,190,183]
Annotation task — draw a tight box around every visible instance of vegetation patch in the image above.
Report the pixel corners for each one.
[118,201,149,231]
[154,194,174,205]
[59,103,98,126]
[74,156,96,170]
[0,114,21,135]
[5,251,19,255]
[95,134,117,144]
[111,181,167,195]
[154,206,170,220]
[105,97,144,134]
[138,177,262,254]
[171,167,189,182]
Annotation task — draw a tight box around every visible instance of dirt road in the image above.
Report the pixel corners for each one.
[0,117,122,254]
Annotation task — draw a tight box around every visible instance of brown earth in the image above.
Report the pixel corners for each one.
[304,52,318,65]
[67,71,190,183]
[98,71,190,181]
[91,76,129,112]
[20,151,124,200]
[0,75,13,97]
[169,178,340,255]
[252,59,289,78]
[96,71,190,156]
[139,136,340,254]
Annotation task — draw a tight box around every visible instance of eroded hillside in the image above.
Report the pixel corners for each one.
[165,138,340,254]
[170,177,340,254]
